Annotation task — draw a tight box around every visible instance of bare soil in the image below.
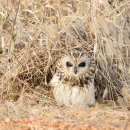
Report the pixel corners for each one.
[0,102,130,130]
[0,118,128,130]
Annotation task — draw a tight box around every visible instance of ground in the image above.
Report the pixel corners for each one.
[0,117,129,130]
[0,100,130,130]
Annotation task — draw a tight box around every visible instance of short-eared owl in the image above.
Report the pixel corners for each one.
[50,51,95,107]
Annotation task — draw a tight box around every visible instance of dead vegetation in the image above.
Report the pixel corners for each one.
[0,0,130,123]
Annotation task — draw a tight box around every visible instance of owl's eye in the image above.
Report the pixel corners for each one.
[79,62,86,67]
[66,62,73,67]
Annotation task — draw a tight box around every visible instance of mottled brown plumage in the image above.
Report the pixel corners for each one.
[50,51,96,107]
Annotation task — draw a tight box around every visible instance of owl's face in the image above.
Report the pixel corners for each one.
[60,51,90,77]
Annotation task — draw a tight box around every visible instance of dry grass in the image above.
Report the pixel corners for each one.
[0,0,130,121]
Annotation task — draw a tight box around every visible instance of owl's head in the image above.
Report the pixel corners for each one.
[59,51,90,77]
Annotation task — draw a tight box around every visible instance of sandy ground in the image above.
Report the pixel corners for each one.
[0,101,130,130]
[0,117,129,130]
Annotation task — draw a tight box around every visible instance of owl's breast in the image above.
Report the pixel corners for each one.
[50,74,95,107]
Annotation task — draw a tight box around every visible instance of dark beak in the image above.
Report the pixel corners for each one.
[74,67,78,74]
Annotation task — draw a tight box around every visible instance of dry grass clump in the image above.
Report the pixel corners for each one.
[0,0,129,106]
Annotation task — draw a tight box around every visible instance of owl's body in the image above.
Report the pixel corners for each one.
[50,51,96,107]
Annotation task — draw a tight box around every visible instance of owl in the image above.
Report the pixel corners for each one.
[50,51,96,107]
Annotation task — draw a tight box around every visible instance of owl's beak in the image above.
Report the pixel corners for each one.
[74,67,78,74]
